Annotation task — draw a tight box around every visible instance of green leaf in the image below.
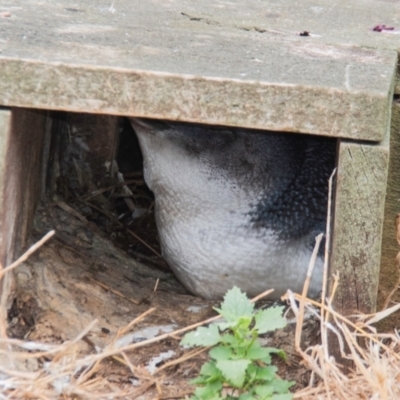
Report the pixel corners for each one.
[191,375,210,385]
[236,315,253,331]
[238,394,253,400]
[244,363,258,384]
[271,379,295,394]
[255,365,277,382]
[215,359,250,388]
[193,380,223,399]
[215,287,254,323]
[270,394,293,400]
[185,288,294,399]
[216,321,233,331]
[254,307,286,334]
[254,383,274,397]
[218,316,252,332]
[262,347,287,362]
[252,378,294,398]
[209,345,233,361]
[246,341,272,362]
[220,333,239,347]
[199,361,220,378]
[246,364,277,384]
[191,361,221,384]
[181,324,221,347]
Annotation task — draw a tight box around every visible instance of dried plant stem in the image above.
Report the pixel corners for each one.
[71,289,274,366]
[295,233,323,352]
[291,292,400,362]
[0,230,55,280]
[156,346,210,374]
[90,277,142,305]
[321,169,336,355]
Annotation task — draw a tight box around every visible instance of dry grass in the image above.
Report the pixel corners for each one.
[290,290,400,399]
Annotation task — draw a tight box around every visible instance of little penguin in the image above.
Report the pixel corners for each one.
[130,118,336,300]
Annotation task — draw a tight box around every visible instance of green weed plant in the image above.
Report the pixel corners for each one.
[181,286,294,400]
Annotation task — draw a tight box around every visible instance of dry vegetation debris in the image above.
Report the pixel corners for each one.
[0,231,400,399]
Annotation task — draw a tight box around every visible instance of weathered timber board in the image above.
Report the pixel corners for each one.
[331,130,390,314]
[379,101,400,327]
[0,0,398,140]
[0,108,47,330]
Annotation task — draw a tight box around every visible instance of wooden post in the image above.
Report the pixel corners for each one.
[378,101,400,328]
[0,108,47,334]
[329,122,390,363]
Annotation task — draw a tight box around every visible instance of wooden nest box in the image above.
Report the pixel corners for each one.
[0,0,399,342]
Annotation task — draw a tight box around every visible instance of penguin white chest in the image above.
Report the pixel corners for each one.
[130,118,335,300]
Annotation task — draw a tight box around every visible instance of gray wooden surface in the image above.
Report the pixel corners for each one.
[379,101,400,322]
[331,130,390,314]
[0,0,398,140]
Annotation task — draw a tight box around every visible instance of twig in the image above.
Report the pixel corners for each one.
[90,277,142,305]
[83,179,137,200]
[295,233,323,352]
[0,230,55,280]
[72,289,274,367]
[155,346,210,374]
[321,168,336,357]
[84,200,162,257]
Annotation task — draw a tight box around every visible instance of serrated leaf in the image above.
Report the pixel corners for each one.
[199,361,220,378]
[255,365,277,382]
[215,359,250,388]
[215,286,254,323]
[254,383,274,397]
[246,341,272,362]
[181,324,221,347]
[237,315,254,331]
[253,377,294,397]
[217,321,233,331]
[271,379,295,394]
[220,333,239,346]
[254,307,286,334]
[209,345,233,361]
[193,380,223,399]
[245,363,258,379]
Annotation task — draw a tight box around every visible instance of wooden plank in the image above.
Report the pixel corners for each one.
[0,0,397,140]
[330,130,390,315]
[378,101,400,329]
[0,108,47,332]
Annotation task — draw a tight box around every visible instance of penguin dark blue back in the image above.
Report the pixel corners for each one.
[130,118,336,299]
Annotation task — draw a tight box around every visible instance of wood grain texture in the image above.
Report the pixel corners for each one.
[379,101,400,327]
[0,108,47,318]
[330,131,390,315]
